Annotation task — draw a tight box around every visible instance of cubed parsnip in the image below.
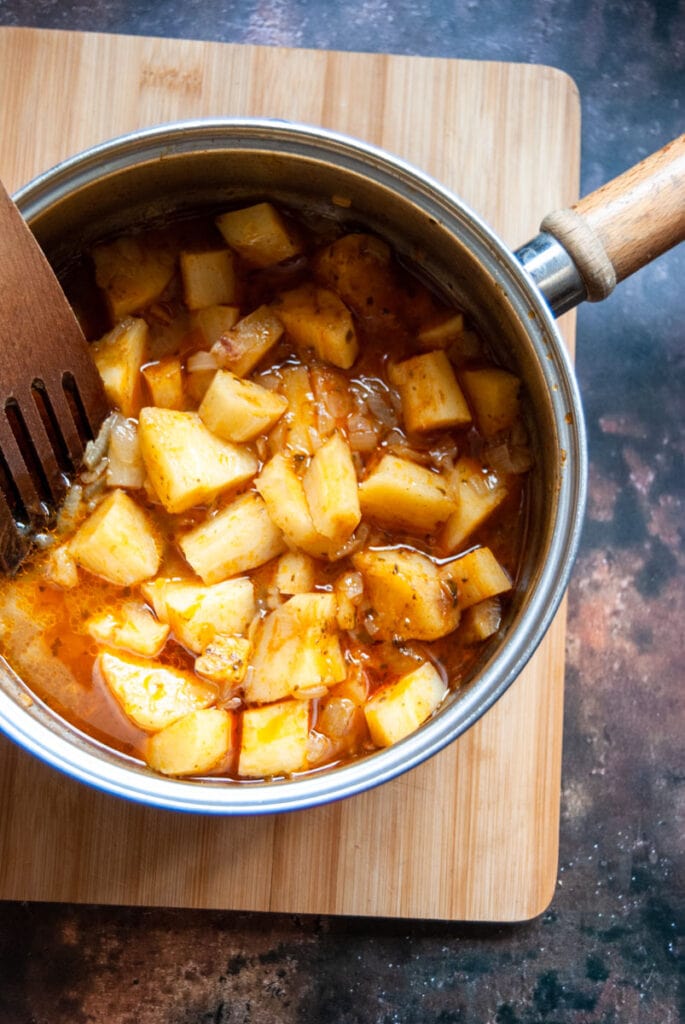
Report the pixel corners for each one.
[92,316,148,417]
[275,284,358,369]
[194,635,251,687]
[314,233,439,331]
[140,577,256,654]
[138,408,257,513]
[459,597,502,645]
[389,350,471,432]
[91,236,176,321]
[216,202,302,268]
[417,311,465,350]
[303,433,361,543]
[442,457,508,552]
[358,454,453,534]
[459,367,521,437]
[191,304,240,348]
[314,233,400,322]
[255,454,332,558]
[447,546,512,609]
[146,708,234,776]
[198,369,288,442]
[211,305,284,377]
[268,365,319,456]
[180,249,237,309]
[98,650,216,732]
[364,661,447,747]
[245,593,346,704]
[69,489,161,586]
[239,699,311,778]
[86,601,169,657]
[274,550,317,595]
[142,355,185,410]
[352,547,461,641]
[179,492,286,585]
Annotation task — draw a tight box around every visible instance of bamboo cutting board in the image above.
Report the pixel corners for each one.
[0,27,579,921]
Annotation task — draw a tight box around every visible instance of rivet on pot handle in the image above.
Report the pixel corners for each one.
[515,133,685,318]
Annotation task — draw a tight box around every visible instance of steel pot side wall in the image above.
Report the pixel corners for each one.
[0,121,587,814]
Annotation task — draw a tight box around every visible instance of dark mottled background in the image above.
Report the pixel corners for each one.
[0,1,683,1022]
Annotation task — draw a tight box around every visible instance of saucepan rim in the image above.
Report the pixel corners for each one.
[0,118,587,814]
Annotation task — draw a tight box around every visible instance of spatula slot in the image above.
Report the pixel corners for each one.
[3,398,53,520]
[0,492,30,575]
[0,442,30,531]
[61,371,98,446]
[31,380,75,481]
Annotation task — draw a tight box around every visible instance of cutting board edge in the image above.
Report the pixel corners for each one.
[0,26,578,921]
[0,24,583,92]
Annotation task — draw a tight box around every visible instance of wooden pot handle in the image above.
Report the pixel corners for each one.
[540,133,685,301]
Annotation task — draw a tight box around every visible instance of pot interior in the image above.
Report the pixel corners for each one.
[2,122,585,813]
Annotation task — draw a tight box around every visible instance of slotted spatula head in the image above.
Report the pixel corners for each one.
[0,178,109,572]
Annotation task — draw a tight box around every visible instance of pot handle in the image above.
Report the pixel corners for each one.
[516,134,685,315]
[542,133,685,302]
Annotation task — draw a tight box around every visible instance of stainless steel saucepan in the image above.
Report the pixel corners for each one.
[1,120,682,813]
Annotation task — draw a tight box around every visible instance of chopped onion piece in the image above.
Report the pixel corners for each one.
[349,431,379,453]
[385,443,435,466]
[312,367,352,419]
[363,608,382,636]
[318,697,357,739]
[33,532,54,550]
[82,412,115,470]
[328,522,371,561]
[106,414,146,489]
[306,730,334,766]
[486,442,533,475]
[315,401,336,438]
[254,371,282,391]
[336,571,364,601]
[347,412,380,452]
[83,475,108,503]
[428,444,456,473]
[467,470,500,497]
[56,483,84,534]
[81,458,108,485]
[365,391,397,426]
[186,350,219,373]
[293,684,329,700]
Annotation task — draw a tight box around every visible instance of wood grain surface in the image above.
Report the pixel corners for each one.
[0,27,579,921]
[547,132,685,299]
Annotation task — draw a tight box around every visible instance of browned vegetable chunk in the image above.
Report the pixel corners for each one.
[353,547,461,641]
[276,284,359,369]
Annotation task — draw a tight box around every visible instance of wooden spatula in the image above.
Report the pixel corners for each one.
[0,178,109,573]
